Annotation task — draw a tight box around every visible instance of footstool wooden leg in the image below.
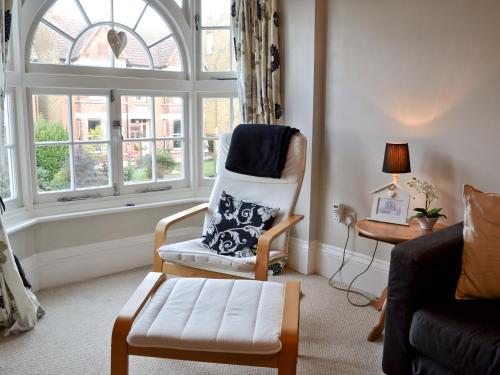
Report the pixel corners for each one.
[111,272,167,375]
[111,342,128,375]
[278,281,300,375]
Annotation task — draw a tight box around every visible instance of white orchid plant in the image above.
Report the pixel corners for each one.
[407,177,447,220]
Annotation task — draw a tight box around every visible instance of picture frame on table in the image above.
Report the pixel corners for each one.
[369,183,410,226]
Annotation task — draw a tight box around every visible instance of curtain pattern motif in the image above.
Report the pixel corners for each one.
[231,0,282,124]
[1,0,44,335]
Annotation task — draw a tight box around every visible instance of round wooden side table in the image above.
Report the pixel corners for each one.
[355,219,447,342]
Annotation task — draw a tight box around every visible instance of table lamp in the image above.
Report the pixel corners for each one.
[382,142,411,185]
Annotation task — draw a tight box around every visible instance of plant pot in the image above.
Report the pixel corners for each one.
[416,217,439,231]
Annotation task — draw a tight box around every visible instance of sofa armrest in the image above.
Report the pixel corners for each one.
[382,223,464,375]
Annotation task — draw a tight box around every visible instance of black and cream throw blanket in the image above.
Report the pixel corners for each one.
[225,124,299,179]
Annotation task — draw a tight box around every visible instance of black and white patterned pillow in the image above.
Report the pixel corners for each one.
[202,191,280,258]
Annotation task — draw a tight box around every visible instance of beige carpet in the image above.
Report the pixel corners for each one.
[0,268,384,374]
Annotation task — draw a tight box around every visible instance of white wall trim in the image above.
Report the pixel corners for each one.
[21,229,390,297]
[21,226,201,292]
[288,237,319,275]
[288,238,389,297]
[315,243,389,297]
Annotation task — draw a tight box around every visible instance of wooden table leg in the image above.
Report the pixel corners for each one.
[367,299,386,342]
[371,287,387,311]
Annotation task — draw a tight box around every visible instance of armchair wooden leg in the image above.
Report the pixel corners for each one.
[152,249,163,272]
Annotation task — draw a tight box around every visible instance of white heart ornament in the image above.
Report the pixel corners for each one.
[107,30,127,58]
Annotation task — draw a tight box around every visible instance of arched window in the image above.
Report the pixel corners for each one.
[30,0,183,72]
[11,0,237,208]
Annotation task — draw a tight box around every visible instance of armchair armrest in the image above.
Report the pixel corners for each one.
[383,223,464,375]
[255,214,304,281]
[111,272,166,371]
[153,203,209,271]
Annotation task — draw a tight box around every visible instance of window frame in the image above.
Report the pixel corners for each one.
[1,91,21,209]
[16,0,238,209]
[113,90,190,196]
[197,91,239,186]
[195,0,236,80]
[28,87,115,204]
[28,88,191,204]
[27,0,187,77]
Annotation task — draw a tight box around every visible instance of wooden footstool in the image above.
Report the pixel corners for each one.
[111,273,300,374]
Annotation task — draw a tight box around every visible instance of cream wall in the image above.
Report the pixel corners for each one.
[320,0,500,260]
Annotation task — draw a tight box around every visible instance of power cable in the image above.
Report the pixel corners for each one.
[328,224,379,307]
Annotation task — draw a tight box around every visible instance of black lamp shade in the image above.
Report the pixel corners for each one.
[382,142,411,174]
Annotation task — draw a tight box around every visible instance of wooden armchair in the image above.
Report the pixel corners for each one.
[152,132,307,281]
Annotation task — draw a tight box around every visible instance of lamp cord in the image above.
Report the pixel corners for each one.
[328,224,379,307]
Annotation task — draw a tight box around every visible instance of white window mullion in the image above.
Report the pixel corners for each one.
[110,91,123,195]
[67,95,76,191]
[151,96,157,182]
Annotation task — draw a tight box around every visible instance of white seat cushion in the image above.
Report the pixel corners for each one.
[158,238,286,272]
[127,278,285,355]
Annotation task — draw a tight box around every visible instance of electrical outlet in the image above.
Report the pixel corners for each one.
[332,203,344,223]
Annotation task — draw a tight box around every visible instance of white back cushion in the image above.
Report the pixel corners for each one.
[203,132,307,252]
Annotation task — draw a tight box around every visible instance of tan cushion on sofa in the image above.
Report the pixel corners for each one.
[456,185,500,299]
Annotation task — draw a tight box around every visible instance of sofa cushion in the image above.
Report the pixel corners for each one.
[409,300,500,375]
[412,355,459,375]
[456,184,500,299]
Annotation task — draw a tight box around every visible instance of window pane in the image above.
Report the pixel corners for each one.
[44,0,87,38]
[202,98,230,137]
[113,0,146,28]
[154,97,183,138]
[150,37,182,71]
[202,29,231,72]
[0,148,13,199]
[123,141,153,184]
[33,95,70,142]
[71,25,113,67]
[75,144,110,188]
[233,97,240,127]
[114,27,152,69]
[72,96,108,141]
[36,145,71,192]
[121,96,153,139]
[136,5,172,46]
[202,0,230,27]
[31,23,70,64]
[156,141,182,181]
[80,0,111,23]
[203,139,218,178]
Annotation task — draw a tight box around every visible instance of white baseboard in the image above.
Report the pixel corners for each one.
[21,228,389,297]
[315,243,389,297]
[288,238,319,275]
[21,226,200,292]
[288,238,389,297]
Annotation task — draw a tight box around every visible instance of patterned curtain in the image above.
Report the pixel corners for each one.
[231,0,282,124]
[1,0,44,335]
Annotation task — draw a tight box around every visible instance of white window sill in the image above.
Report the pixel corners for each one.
[4,187,212,235]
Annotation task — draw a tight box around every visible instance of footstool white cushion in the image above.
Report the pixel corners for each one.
[127,278,285,355]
